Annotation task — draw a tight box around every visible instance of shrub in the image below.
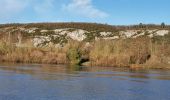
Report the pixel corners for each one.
[66,48,81,65]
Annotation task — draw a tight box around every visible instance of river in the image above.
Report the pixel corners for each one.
[0,63,170,100]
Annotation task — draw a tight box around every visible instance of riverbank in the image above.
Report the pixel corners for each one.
[0,36,170,69]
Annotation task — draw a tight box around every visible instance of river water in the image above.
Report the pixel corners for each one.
[0,63,170,100]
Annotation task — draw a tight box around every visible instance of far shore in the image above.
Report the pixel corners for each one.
[0,23,170,70]
[0,37,170,70]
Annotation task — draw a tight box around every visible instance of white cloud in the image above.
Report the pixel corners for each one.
[0,0,29,18]
[63,0,109,18]
[0,0,55,20]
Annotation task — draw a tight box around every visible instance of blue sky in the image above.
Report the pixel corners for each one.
[0,0,170,25]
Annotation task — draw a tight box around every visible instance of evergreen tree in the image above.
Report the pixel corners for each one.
[161,22,165,28]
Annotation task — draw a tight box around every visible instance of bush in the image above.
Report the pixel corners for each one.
[66,48,81,65]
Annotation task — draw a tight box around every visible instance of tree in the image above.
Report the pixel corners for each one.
[139,23,143,28]
[161,22,165,28]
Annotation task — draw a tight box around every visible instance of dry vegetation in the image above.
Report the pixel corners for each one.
[0,23,170,69]
[1,22,170,32]
[0,35,170,69]
[90,36,170,69]
[0,41,67,64]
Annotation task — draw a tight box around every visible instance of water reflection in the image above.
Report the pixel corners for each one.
[0,63,170,100]
[0,63,170,81]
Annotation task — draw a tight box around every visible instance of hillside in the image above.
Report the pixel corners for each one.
[0,23,170,69]
[0,23,170,47]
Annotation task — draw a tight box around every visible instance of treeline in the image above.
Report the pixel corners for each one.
[0,22,170,32]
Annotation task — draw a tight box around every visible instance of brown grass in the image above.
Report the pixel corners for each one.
[0,42,67,64]
[0,36,170,69]
[89,37,170,69]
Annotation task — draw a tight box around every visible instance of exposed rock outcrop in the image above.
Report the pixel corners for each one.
[0,26,169,47]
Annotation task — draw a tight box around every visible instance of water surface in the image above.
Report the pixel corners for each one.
[0,63,170,100]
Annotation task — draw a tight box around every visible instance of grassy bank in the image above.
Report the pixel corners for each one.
[90,37,170,69]
[0,42,67,64]
[0,36,170,69]
[0,40,86,65]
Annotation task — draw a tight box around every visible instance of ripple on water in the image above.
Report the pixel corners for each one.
[0,64,170,100]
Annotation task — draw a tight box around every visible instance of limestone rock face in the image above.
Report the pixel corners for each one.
[155,30,169,36]
[67,29,87,41]
[0,26,169,48]
[33,36,51,47]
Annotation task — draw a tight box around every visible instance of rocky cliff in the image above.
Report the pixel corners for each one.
[0,23,169,47]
